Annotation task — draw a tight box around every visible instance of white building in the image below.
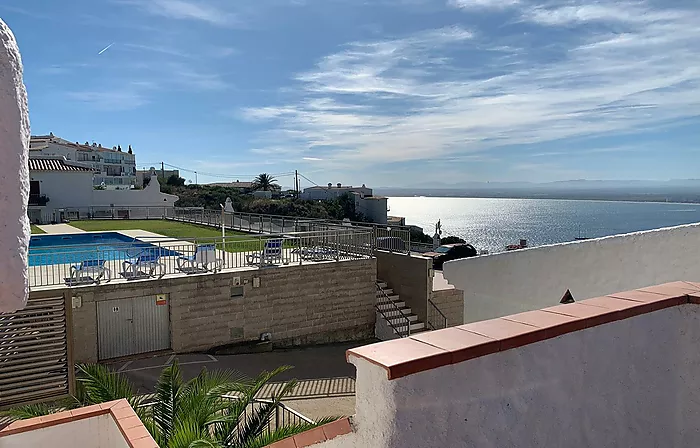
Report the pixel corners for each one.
[302,183,373,201]
[30,133,137,189]
[28,156,178,224]
[302,183,388,224]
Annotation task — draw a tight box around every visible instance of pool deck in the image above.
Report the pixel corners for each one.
[37,223,85,234]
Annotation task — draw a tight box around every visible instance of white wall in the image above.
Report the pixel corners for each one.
[0,19,30,312]
[356,197,388,225]
[2,414,129,448]
[92,176,178,207]
[317,304,700,448]
[30,170,94,209]
[443,223,700,323]
[28,173,178,223]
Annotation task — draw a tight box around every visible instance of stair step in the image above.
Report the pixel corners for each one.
[377,282,388,289]
[375,288,394,296]
[377,301,406,310]
[393,322,426,335]
[387,314,419,325]
[377,294,400,303]
[381,307,413,318]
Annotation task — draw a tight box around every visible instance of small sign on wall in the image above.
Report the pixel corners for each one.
[156,294,168,306]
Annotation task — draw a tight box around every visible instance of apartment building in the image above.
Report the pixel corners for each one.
[30,133,137,189]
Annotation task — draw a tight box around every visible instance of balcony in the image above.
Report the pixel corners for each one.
[28,194,49,206]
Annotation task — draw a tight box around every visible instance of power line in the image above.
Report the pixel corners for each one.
[298,172,319,187]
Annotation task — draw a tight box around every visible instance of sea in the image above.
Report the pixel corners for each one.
[388,197,700,254]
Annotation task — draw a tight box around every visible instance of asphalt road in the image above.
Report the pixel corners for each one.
[104,341,371,396]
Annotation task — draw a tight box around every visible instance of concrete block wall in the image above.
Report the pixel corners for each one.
[52,258,376,362]
[430,288,464,327]
[376,252,431,323]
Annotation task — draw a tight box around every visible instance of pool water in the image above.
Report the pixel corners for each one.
[29,232,179,267]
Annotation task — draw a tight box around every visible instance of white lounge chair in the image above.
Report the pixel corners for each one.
[177,244,223,273]
[68,259,111,285]
[247,239,289,266]
[122,251,165,279]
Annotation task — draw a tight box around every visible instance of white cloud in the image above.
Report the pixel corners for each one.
[448,0,519,10]
[65,89,149,111]
[241,1,700,170]
[118,0,236,26]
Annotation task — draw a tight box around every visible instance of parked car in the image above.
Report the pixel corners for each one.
[425,243,478,270]
[376,236,406,252]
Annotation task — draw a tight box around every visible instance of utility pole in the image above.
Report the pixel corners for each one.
[161,162,165,180]
[194,171,198,185]
[295,170,299,199]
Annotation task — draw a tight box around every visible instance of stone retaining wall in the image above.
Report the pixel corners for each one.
[53,259,376,362]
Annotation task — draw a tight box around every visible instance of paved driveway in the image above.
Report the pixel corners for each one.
[104,341,369,397]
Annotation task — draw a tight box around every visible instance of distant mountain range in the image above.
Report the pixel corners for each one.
[375,180,700,204]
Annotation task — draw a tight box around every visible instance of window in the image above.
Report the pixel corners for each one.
[435,246,451,254]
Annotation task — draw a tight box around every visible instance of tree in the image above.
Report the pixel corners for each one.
[441,236,466,245]
[3,362,336,448]
[166,174,186,187]
[252,174,280,192]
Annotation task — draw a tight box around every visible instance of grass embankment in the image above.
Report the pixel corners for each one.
[69,219,274,253]
[30,225,45,234]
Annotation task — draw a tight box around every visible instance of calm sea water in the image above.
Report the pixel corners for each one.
[388,197,700,254]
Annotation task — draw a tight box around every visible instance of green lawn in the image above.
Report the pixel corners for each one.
[70,220,251,240]
[30,225,45,234]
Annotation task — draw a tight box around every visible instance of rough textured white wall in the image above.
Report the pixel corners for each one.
[322,305,700,448]
[1,414,129,448]
[443,223,700,323]
[0,20,30,312]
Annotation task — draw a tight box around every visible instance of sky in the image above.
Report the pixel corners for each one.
[2,0,699,187]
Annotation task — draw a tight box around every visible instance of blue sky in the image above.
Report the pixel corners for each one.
[2,0,699,187]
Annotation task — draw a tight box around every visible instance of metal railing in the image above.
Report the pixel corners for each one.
[60,206,176,221]
[427,299,448,331]
[136,395,314,436]
[172,207,416,254]
[376,283,412,337]
[222,395,315,433]
[28,229,373,289]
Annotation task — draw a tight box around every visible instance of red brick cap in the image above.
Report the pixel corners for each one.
[347,281,700,380]
[266,417,353,448]
[0,399,158,448]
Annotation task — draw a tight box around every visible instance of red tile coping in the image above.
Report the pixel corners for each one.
[348,281,700,380]
[0,399,158,448]
[266,417,353,448]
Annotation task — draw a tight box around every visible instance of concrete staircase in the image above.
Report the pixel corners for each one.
[376,281,427,338]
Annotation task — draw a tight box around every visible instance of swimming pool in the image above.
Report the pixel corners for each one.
[29,232,179,267]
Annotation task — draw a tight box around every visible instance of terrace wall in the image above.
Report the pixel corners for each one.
[376,251,432,323]
[55,258,376,362]
[443,223,700,323]
[300,283,700,448]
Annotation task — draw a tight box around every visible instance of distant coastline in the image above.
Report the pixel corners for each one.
[382,193,700,205]
[376,185,700,205]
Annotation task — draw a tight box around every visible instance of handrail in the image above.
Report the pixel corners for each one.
[427,299,448,330]
[376,282,412,337]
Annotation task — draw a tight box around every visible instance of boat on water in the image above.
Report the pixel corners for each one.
[506,239,528,251]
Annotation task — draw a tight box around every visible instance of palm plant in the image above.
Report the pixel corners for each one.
[3,363,336,448]
[252,174,280,192]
